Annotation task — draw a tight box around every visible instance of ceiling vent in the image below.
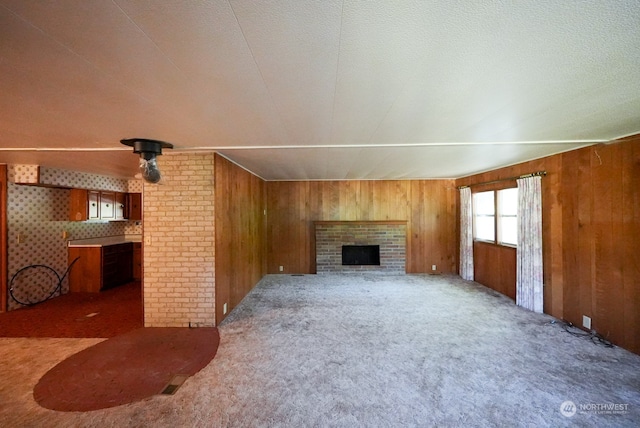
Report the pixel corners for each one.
[120,138,174,183]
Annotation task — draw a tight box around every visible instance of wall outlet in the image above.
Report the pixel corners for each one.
[279,265,284,272]
[582,315,591,330]
[62,230,69,240]
[16,233,24,244]
[223,303,228,315]
[431,264,437,271]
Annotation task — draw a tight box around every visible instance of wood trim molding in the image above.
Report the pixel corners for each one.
[0,165,7,311]
[313,220,407,226]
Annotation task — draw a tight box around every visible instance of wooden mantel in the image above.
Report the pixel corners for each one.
[313,220,407,226]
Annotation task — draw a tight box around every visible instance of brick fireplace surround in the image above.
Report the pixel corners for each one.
[315,221,407,274]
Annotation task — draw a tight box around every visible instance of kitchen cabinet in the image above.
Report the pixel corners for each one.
[88,190,100,220]
[102,243,133,288]
[133,242,142,280]
[115,192,126,220]
[70,189,91,221]
[70,190,140,221]
[100,191,116,219]
[68,246,101,292]
[125,193,142,221]
[68,242,134,292]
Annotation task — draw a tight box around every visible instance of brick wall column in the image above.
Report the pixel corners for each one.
[143,153,215,327]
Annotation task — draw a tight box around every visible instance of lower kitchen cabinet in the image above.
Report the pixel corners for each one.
[68,243,134,292]
[133,242,142,280]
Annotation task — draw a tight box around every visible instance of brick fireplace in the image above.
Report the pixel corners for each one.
[314,221,407,274]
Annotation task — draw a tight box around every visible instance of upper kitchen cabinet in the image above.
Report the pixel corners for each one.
[100,191,116,220]
[70,189,91,221]
[70,190,141,221]
[125,193,142,221]
[87,190,100,220]
[115,192,126,220]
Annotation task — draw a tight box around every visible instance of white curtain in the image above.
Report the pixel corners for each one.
[516,176,543,313]
[459,187,474,280]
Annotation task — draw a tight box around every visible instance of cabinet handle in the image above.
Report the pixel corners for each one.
[106,204,110,207]
[92,203,96,207]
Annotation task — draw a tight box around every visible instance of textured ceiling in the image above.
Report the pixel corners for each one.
[0,1,638,180]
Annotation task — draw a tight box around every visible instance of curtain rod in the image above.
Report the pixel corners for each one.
[457,171,546,189]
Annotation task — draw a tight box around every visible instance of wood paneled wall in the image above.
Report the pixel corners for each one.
[559,138,640,354]
[0,165,6,311]
[266,180,457,274]
[457,136,640,355]
[473,242,516,300]
[214,155,267,324]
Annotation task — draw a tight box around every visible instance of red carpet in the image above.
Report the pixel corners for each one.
[0,282,142,338]
[3,283,220,411]
[34,327,220,411]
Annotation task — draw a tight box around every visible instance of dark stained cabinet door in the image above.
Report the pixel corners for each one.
[126,193,142,220]
[133,242,142,280]
[102,243,133,289]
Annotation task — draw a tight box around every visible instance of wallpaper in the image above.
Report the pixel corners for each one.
[12,165,39,184]
[6,166,143,310]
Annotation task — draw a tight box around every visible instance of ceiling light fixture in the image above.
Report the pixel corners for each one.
[120,138,174,183]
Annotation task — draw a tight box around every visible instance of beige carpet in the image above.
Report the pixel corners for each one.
[1,274,639,427]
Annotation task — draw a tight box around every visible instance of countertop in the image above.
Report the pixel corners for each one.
[68,235,142,248]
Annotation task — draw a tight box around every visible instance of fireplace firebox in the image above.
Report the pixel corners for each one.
[342,245,380,266]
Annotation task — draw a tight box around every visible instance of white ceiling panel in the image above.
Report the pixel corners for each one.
[114,0,288,147]
[230,0,342,145]
[218,141,591,181]
[0,1,638,180]
[330,0,450,146]
[0,3,197,148]
[1,0,212,141]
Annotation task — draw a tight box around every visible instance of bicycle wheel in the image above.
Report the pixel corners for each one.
[9,265,62,306]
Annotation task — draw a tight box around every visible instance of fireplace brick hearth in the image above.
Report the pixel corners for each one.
[315,221,406,274]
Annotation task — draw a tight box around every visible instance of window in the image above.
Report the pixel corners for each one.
[473,188,518,246]
[498,188,518,246]
[473,191,495,241]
